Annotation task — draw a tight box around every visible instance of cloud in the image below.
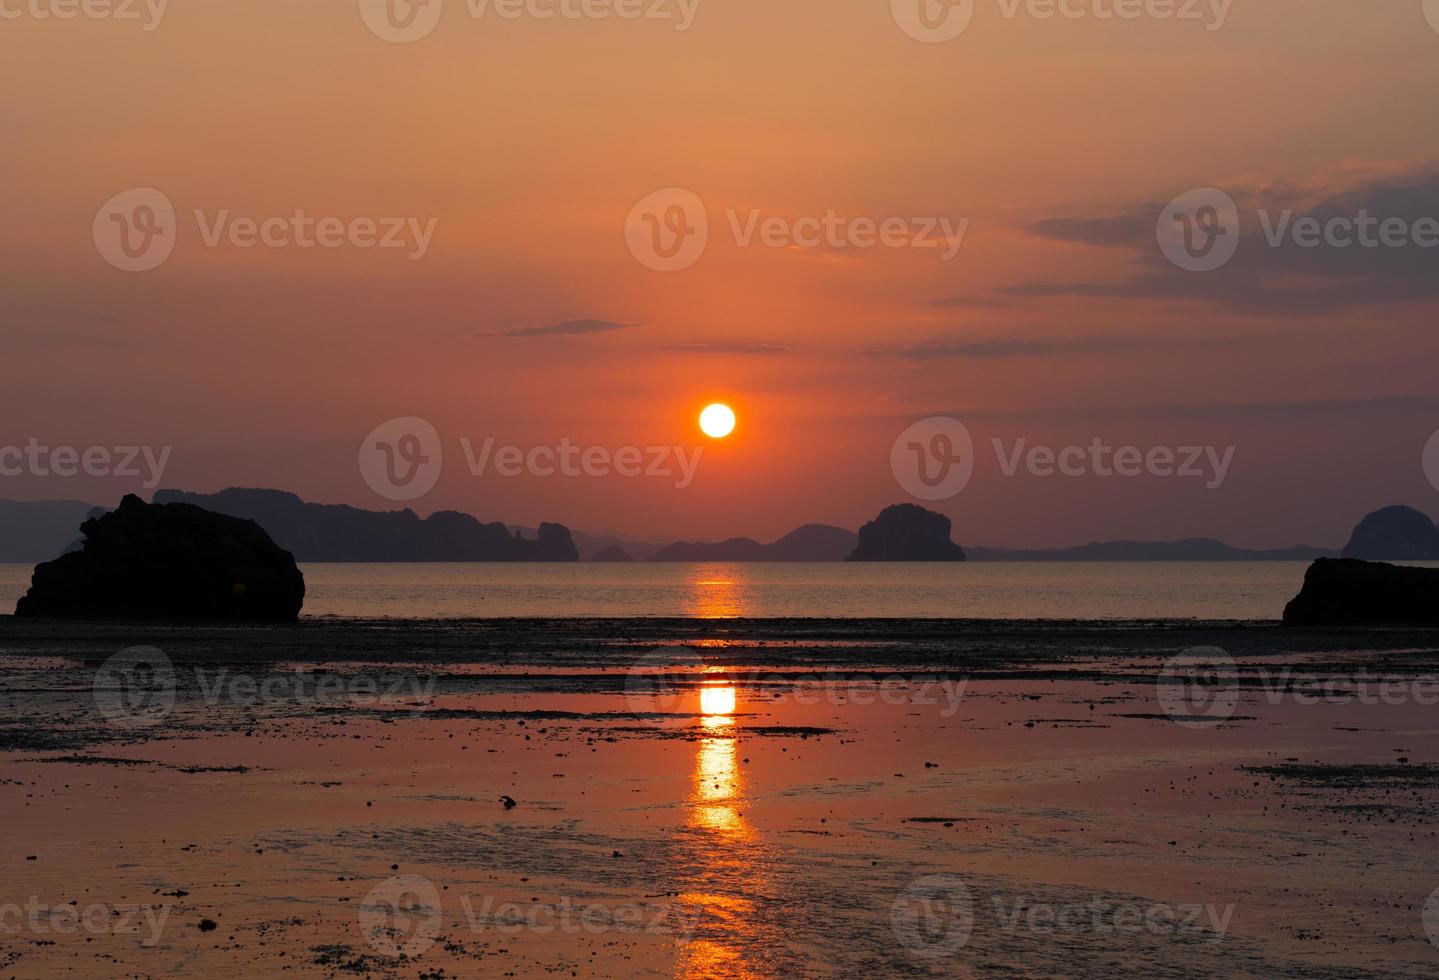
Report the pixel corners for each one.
[869,337,1143,360]
[661,343,793,355]
[899,393,1439,423]
[499,319,638,338]
[0,302,135,348]
[927,296,1015,309]
[1029,211,1154,249]
[1010,164,1439,314]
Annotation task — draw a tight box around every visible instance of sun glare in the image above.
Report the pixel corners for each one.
[700,685,737,716]
[699,403,737,439]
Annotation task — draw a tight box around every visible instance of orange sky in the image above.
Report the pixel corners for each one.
[3,0,1439,547]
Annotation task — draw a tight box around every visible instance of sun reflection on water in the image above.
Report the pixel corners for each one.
[686,565,747,618]
[674,681,779,979]
[699,684,737,717]
[690,683,745,833]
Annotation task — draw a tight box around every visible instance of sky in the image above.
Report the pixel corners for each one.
[3,0,1439,548]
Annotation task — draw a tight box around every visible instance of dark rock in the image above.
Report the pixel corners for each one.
[15,495,304,622]
[153,488,578,562]
[589,545,635,562]
[847,504,966,562]
[1282,558,1439,626]
[1340,505,1439,561]
[533,522,579,562]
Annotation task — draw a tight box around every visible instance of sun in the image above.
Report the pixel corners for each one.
[699,403,736,439]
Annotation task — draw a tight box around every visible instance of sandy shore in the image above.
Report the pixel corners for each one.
[4,617,1439,977]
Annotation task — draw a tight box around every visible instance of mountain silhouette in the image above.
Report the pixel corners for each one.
[647,524,857,561]
[153,488,577,562]
[968,538,1335,562]
[0,489,1371,565]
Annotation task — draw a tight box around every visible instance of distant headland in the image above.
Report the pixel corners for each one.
[2,487,1437,564]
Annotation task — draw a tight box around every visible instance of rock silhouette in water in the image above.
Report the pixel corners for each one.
[153,488,578,562]
[1283,558,1439,625]
[847,504,966,562]
[1340,505,1439,561]
[16,495,305,622]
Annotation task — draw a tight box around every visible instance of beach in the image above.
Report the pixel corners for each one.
[4,616,1439,977]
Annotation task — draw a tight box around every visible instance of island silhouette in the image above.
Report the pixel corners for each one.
[4,487,1438,565]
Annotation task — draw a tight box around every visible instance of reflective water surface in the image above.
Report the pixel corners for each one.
[5,624,1439,976]
[6,560,1428,621]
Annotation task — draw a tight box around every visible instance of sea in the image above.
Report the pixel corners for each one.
[2,560,1412,620]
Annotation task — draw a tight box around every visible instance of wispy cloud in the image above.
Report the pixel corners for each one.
[898,393,1439,423]
[661,343,793,355]
[927,296,1014,309]
[868,337,1143,360]
[1009,163,1439,314]
[491,319,639,338]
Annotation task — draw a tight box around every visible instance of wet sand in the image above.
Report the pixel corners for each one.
[4,617,1439,977]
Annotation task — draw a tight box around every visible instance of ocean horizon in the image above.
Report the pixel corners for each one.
[9,560,1429,621]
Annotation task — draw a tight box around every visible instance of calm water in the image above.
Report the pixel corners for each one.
[0,561,1365,620]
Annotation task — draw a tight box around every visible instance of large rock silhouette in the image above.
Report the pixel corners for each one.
[1341,505,1439,561]
[1283,558,1439,626]
[16,495,304,622]
[847,504,966,562]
